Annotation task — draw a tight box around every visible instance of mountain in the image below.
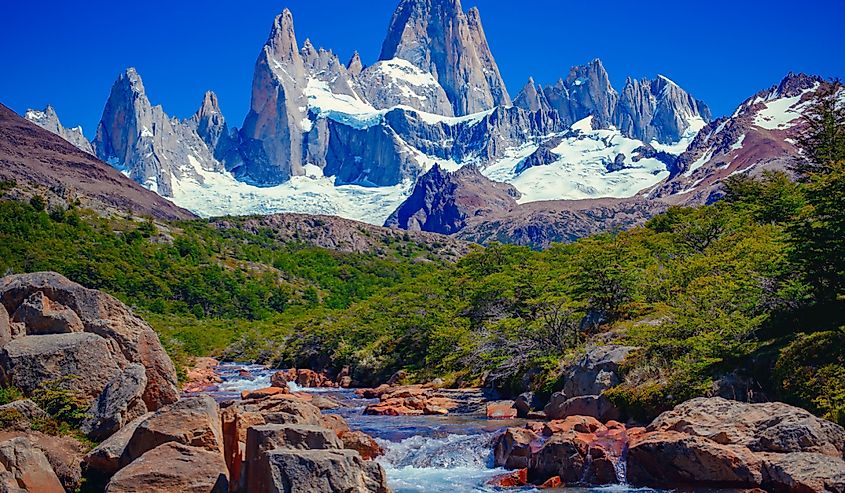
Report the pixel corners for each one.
[514,59,711,144]
[379,0,511,116]
[0,103,193,220]
[384,164,520,234]
[24,105,94,155]
[650,73,834,204]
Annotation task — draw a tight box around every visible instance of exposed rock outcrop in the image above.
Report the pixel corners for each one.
[105,442,229,493]
[24,106,94,155]
[379,0,511,116]
[0,436,65,493]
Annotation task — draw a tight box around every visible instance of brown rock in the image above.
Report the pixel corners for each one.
[627,430,763,487]
[251,449,390,493]
[84,413,152,479]
[270,371,288,389]
[105,443,228,493]
[340,431,384,460]
[123,396,223,465]
[11,291,84,335]
[487,401,518,420]
[183,358,221,393]
[321,414,351,436]
[0,303,10,348]
[540,476,563,489]
[486,468,528,487]
[240,386,287,400]
[760,452,845,493]
[544,394,620,422]
[0,430,87,492]
[0,272,180,410]
[0,437,64,493]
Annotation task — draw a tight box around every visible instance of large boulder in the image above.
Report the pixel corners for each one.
[0,333,123,399]
[123,396,223,465]
[0,437,64,493]
[105,442,228,493]
[560,345,636,399]
[84,413,152,480]
[252,449,390,493]
[0,272,179,409]
[0,303,11,347]
[760,452,845,493]
[10,291,84,335]
[0,399,49,424]
[82,363,149,441]
[649,397,845,458]
[544,394,620,422]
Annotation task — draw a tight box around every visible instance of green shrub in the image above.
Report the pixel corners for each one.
[0,386,23,405]
[31,377,90,428]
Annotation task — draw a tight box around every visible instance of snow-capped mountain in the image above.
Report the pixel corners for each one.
[24,106,94,155]
[21,0,821,234]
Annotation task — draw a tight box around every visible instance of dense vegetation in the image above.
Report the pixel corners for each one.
[1,82,842,425]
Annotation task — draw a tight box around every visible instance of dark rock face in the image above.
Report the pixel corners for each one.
[384,164,519,234]
[258,449,390,493]
[82,364,149,441]
[379,0,511,116]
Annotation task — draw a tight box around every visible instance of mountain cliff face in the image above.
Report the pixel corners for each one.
[24,106,94,155]
[379,0,511,116]
[650,73,829,204]
[384,164,520,234]
[515,60,710,144]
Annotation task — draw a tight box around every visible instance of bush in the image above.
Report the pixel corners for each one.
[31,377,90,428]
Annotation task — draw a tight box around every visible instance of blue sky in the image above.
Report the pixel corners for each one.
[1,0,842,138]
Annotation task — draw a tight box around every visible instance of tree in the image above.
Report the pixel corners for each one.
[793,80,845,177]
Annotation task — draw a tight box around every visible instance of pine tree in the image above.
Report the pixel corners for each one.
[793,80,845,177]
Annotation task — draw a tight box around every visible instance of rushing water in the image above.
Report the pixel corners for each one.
[208,364,666,493]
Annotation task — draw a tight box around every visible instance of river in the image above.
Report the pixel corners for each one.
[208,364,666,493]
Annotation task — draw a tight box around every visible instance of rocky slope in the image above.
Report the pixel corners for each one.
[24,106,94,155]
[0,103,193,220]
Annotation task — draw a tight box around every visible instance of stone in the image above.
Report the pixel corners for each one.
[544,394,620,422]
[84,413,152,479]
[760,452,845,493]
[183,358,222,393]
[252,449,390,493]
[486,401,518,420]
[513,392,541,419]
[0,272,180,410]
[11,291,84,335]
[339,431,384,460]
[0,304,9,348]
[649,397,845,458]
[123,396,223,465]
[0,400,48,423]
[270,371,289,388]
[105,442,228,493]
[486,468,528,487]
[23,105,95,155]
[627,430,764,487]
[0,333,123,400]
[241,387,287,400]
[0,437,64,493]
[540,476,563,489]
[560,345,636,400]
[82,363,149,441]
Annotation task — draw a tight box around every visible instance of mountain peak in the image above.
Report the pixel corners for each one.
[266,8,300,62]
[197,91,221,117]
[347,51,363,76]
[119,67,146,95]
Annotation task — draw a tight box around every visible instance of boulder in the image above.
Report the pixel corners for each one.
[11,291,84,335]
[0,399,48,424]
[560,345,636,399]
[487,468,528,487]
[241,387,287,400]
[544,394,620,422]
[84,413,152,479]
[270,371,288,388]
[0,437,64,493]
[760,452,845,493]
[0,430,88,492]
[486,401,518,420]
[649,397,845,458]
[105,443,228,493]
[0,333,123,399]
[252,449,390,493]
[0,272,180,409]
[0,303,10,347]
[514,392,542,419]
[82,363,148,441]
[627,430,764,487]
[123,396,223,465]
[339,431,384,460]
[183,358,221,393]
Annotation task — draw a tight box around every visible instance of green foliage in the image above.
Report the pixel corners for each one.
[775,329,845,425]
[31,377,90,428]
[794,80,845,176]
[0,386,24,406]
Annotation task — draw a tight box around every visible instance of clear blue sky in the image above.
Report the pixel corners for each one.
[1,0,842,138]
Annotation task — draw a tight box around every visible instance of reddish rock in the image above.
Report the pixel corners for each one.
[105,442,228,493]
[339,431,384,460]
[540,476,563,489]
[270,371,288,388]
[487,401,518,420]
[0,436,65,493]
[487,468,528,487]
[363,385,458,416]
[240,386,287,400]
[183,358,222,393]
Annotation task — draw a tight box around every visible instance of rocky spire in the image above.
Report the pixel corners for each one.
[379,0,511,116]
[614,74,711,143]
[93,68,152,167]
[514,77,551,113]
[24,105,94,155]
[564,59,618,127]
[193,91,226,151]
[240,8,309,185]
[347,51,364,77]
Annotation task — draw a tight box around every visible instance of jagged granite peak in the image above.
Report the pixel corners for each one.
[384,163,520,235]
[563,58,618,127]
[93,68,227,197]
[357,58,455,115]
[193,91,225,149]
[614,74,711,144]
[513,77,551,114]
[24,105,94,155]
[379,0,511,116]
[347,51,364,77]
[239,8,309,185]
